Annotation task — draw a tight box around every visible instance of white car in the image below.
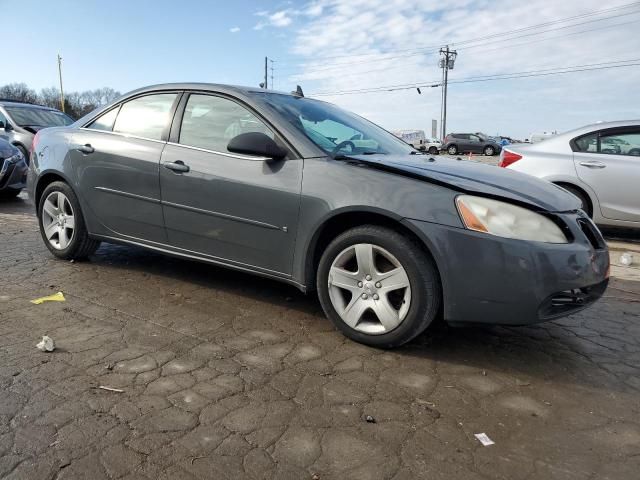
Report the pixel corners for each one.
[500,120,640,228]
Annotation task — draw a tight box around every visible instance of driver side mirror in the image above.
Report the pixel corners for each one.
[227,132,287,160]
[0,120,5,130]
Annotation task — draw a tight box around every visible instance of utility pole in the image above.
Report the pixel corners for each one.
[264,56,268,89]
[438,45,457,140]
[57,54,65,113]
[269,58,275,91]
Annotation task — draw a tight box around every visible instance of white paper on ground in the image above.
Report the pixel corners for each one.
[474,433,495,446]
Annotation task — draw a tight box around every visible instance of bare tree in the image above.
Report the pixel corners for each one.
[39,87,61,109]
[0,83,39,104]
[1,83,121,119]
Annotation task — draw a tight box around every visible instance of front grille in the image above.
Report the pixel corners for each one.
[538,279,608,320]
[577,218,606,250]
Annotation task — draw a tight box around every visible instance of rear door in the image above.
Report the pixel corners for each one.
[159,92,302,276]
[71,92,180,242]
[573,127,640,222]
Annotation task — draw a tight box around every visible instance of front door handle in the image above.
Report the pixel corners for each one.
[163,160,190,173]
[579,160,606,169]
[77,144,94,154]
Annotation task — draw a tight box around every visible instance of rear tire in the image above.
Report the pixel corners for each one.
[317,225,441,349]
[560,184,593,217]
[37,181,100,260]
[447,145,458,155]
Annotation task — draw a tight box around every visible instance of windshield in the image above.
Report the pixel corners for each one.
[5,106,74,127]
[252,93,415,157]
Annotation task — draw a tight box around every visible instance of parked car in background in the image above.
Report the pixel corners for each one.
[442,133,501,156]
[393,129,425,149]
[500,120,640,228]
[29,83,609,348]
[0,138,28,198]
[0,100,74,163]
[529,131,557,143]
[424,137,442,155]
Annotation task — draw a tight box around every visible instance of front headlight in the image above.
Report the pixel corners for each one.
[456,195,567,243]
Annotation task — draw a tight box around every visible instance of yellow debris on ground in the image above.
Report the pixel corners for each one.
[30,292,66,304]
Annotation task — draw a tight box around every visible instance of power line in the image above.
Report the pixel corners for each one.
[311,59,640,96]
[287,18,640,82]
[276,1,640,73]
[456,9,640,50]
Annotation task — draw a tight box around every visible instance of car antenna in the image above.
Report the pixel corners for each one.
[291,85,304,98]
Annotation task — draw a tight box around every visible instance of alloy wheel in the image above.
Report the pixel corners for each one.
[327,243,411,335]
[42,191,75,250]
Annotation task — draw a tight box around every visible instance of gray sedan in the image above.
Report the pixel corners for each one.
[501,120,640,228]
[28,83,609,348]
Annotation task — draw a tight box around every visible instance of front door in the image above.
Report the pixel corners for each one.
[159,93,302,276]
[467,134,483,153]
[573,127,640,222]
[71,92,179,243]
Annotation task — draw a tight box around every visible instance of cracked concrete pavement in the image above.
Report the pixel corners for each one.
[1,194,639,480]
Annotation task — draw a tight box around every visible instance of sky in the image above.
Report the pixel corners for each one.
[2,0,640,139]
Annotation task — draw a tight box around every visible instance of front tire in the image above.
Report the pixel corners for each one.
[317,225,441,348]
[447,145,458,155]
[483,145,495,156]
[428,146,439,155]
[37,181,100,260]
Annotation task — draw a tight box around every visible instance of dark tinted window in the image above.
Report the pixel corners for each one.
[113,94,177,140]
[86,107,119,132]
[179,94,273,152]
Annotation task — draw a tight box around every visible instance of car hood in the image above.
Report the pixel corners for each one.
[0,140,18,159]
[349,154,580,212]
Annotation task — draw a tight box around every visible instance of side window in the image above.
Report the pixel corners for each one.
[574,133,598,153]
[113,93,177,140]
[0,109,8,127]
[469,135,480,142]
[179,94,273,152]
[86,107,119,132]
[600,131,640,156]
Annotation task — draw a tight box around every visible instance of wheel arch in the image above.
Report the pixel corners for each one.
[302,207,443,294]
[34,170,75,210]
[552,180,595,216]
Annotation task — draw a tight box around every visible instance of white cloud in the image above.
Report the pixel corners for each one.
[280,0,640,138]
[254,2,325,30]
[229,26,240,33]
[254,9,294,30]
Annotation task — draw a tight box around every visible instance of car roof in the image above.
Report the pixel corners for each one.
[122,82,299,99]
[0,100,60,111]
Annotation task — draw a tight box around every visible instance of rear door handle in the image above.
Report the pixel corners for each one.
[77,144,94,154]
[163,160,190,173]
[579,160,606,169]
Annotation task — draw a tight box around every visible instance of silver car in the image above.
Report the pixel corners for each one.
[500,120,640,228]
[0,101,74,162]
